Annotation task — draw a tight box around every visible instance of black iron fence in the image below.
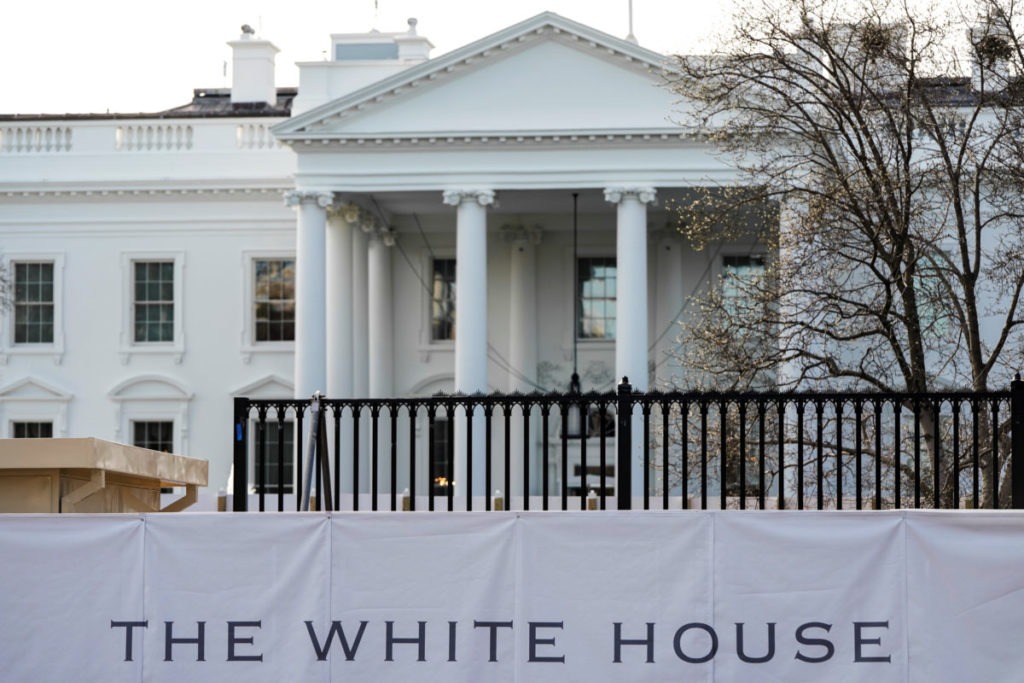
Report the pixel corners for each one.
[232,377,1024,511]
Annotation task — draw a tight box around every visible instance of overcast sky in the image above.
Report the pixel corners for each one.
[0,1,734,115]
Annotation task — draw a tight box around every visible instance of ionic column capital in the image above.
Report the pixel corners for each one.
[603,186,657,206]
[442,189,496,207]
[284,189,334,209]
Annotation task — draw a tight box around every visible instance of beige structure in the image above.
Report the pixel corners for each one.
[0,438,207,513]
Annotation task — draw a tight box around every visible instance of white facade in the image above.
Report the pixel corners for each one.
[0,13,759,494]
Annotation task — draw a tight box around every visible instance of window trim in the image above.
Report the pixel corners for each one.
[563,247,617,353]
[0,376,70,438]
[417,249,456,361]
[119,251,185,364]
[0,253,65,364]
[241,250,296,363]
[109,374,193,455]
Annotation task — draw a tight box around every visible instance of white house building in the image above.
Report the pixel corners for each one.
[0,12,762,497]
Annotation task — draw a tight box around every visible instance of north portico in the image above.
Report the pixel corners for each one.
[273,12,742,407]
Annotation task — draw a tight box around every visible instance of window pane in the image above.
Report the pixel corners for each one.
[13,262,54,344]
[578,257,616,340]
[431,258,456,341]
[132,421,174,453]
[133,261,174,343]
[254,259,295,342]
[12,422,53,438]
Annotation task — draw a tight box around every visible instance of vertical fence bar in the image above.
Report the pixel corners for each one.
[719,400,728,511]
[913,397,922,509]
[757,399,766,510]
[971,398,980,508]
[333,406,341,511]
[600,402,609,510]
[952,399,961,510]
[390,404,398,511]
[815,399,824,510]
[408,405,417,511]
[293,407,303,513]
[371,405,380,512]
[874,400,883,510]
[854,399,863,510]
[738,401,747,510]
[682,400,690,510]
[835,400,843,511]
[256,408,267,512]
[700,402,709,510]
[580,398,588,510]
[796,401,805,510]
[777,399,785,511]
[662,400,670,511]
[643,401,651,510]
[542,404,550,511]
[232,397,249,511]
[503,403,512,510]
[893,403,901,510]
[523,403,531,512]
[616,378,632,511]
[991,400,1000,508]
[352,405,360,512]
[485,403,494,512]
[1012,376,1024,510]
[932,400,941,510]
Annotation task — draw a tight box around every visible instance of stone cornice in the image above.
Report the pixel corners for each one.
[1,185,292,199]
[281,129,699,150]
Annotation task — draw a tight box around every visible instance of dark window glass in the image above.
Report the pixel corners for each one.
[134,261,174,343]
[13,262,54,344]
[254,259,295,342]
[578,257,616,339]
[12,421,53,438]
[431,258,456,341]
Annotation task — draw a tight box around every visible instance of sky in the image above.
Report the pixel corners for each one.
[0,1,734,115]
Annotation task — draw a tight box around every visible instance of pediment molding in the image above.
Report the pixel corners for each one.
[274,12,676,141]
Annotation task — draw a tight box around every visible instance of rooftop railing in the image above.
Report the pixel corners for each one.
[231,378,1024,512]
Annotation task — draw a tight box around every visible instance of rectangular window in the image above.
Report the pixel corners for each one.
[13,262,55,344]
[578,257,616,339]
[254,259,296,342]
[132,421,174,453]
[431,258,456,341]
[12,421,53,438]
[722,255,767,315]
[133,261,175,343]
[253,421,294,494]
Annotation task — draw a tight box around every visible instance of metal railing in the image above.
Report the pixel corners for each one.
[232,377,1024,511]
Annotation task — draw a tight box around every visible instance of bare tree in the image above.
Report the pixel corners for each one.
[670,0,1024,506]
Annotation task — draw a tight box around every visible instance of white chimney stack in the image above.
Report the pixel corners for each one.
[228,25,280,105]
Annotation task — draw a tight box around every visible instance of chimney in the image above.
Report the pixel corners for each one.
[228,25,280,105]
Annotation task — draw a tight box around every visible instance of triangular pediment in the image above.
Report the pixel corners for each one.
[231,374,294,399]
[275,12,682,140]
[0,377,71,402]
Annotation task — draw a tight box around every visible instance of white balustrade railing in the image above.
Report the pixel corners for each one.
[0,125,73,153]
[115,124,194,151]
[236,123,281,149]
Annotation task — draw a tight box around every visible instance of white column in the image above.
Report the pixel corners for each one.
[604,187,656,391]
[368,228,395,398]
[605,186,656,504]
[443,189,495,502]
[326,204,354,398]
[285,189,333,399]
[352,225,370,398]
[655,231,684,388]
[443,189,494,393]
[505,225,541,499]
[352,219,370,493]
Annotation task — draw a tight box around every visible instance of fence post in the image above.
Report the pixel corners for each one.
[617,377,632,510]
[232,397,249,511]
[1012,375,1024,510]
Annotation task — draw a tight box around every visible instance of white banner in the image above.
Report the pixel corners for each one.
[1,511,1022,682]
